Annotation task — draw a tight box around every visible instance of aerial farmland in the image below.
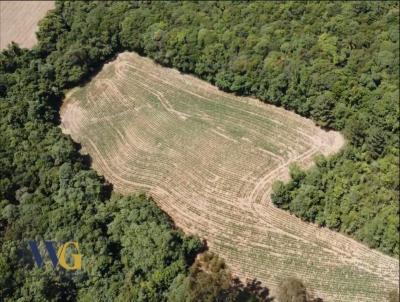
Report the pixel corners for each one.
[61,52,399,301]
[1,2,398,301]
[0,1,54,49]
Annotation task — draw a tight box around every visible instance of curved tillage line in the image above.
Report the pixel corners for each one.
[126,64,310,145]
[82,120,259,209]
[60,52,399,302]
[135,82,308,162]
[122,59,328,143]
[90,72,394,292]
[129,76,191,120]
[249,147,318,203]
[129,70,310,136]
[125,63,296,130]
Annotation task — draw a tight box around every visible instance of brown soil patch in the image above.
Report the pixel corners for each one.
[0,1,54,49]
[61,52,398,302]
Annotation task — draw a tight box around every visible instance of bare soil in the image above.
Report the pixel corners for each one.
[0,1,54,49]
[61,52,399,302]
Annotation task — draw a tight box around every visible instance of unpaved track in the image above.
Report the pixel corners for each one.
[0,1,54,49]
[61,52,399,301]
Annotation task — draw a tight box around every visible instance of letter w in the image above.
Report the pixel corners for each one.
[28,240,59,268]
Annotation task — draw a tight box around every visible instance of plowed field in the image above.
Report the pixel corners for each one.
[61,52,399,301]
[0,1,54,49]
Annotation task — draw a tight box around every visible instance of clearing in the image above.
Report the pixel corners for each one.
[61,52,399,301]
[0,1,54,49]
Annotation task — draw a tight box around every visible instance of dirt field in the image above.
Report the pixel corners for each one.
[0,1,54,49]
[61,52,399,301]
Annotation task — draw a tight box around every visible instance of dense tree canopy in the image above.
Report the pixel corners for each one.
[1,1,398,300]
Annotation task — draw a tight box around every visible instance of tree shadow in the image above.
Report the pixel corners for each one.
[234,278,274,301]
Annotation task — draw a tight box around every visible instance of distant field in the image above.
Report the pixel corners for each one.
[61,52,399,301]
[0,1,54,49]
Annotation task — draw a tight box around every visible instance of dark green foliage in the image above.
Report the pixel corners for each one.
[272,150,399,255]
[0,60,203,299]
[168,252,268,302]
[0,3,203,300]
[117,1,399,255]
[0,193,201,301]
[0,1,398,300]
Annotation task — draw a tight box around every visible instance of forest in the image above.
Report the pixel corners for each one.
[0,44,264,301]
[0,1,398,301]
